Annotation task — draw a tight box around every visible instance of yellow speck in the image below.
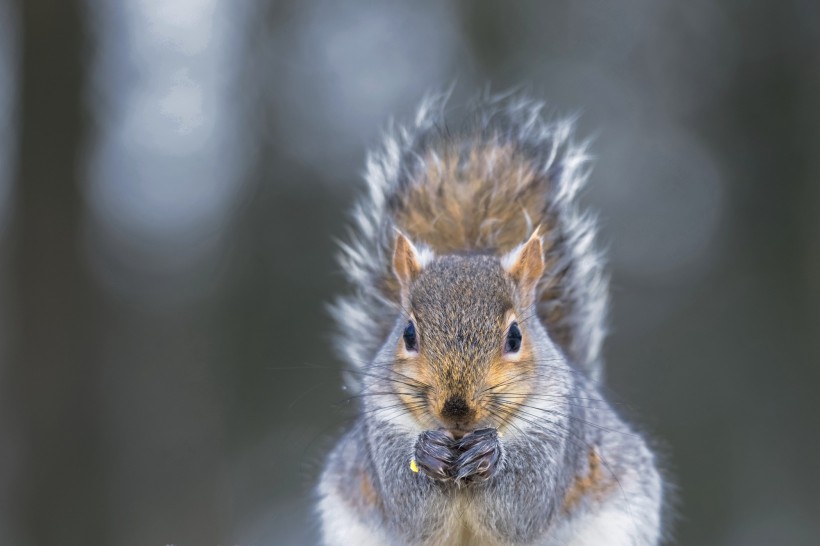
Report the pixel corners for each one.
[409,458,419,473]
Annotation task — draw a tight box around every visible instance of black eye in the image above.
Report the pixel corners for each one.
[504,322,522,354]
[403,321,418,352]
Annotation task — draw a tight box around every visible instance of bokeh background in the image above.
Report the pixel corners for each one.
[1,0,819,545]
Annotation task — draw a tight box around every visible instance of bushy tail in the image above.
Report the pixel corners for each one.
[332,93,608,384]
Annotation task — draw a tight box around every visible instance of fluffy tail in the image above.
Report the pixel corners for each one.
[332,93,609,383]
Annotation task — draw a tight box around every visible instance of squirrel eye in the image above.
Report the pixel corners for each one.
[504,322,522,354]
[403,321,418,352]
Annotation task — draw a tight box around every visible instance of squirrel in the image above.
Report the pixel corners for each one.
[317,94,666,546]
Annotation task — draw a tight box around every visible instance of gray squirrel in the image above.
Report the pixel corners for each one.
[317,94,666,546]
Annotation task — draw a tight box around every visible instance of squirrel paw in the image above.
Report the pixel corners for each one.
[413,430,456,482]
[453,428,502,486]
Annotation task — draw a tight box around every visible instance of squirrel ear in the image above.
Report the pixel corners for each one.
[392,231,428,299]
[502,227,546,306]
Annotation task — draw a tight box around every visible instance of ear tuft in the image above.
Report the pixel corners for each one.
[392,231,425,297]
[502,227,546,305]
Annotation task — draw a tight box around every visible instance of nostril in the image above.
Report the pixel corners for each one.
[441,396,470,419]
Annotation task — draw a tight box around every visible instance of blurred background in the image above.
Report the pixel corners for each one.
[1,0,818,544]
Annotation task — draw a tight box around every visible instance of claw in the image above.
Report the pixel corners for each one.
[414,430,456,481]
[453,428,501,485]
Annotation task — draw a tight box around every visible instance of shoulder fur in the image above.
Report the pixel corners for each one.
[331,92,609,386]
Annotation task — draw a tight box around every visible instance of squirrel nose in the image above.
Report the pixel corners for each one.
[441,396,470,420]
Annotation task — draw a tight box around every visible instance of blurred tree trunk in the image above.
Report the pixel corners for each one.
[4,1,106,545]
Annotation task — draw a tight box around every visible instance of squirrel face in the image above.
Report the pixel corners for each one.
[390,231,546,437]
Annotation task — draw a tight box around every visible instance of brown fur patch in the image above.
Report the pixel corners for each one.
[394,144,546,254]
[562,447,614,514]
[481,327,536,430]
[394,350,437,427]
[357,468,381,510]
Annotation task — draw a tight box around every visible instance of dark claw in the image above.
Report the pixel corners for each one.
[414,430,456,481]
[453,428,501,485]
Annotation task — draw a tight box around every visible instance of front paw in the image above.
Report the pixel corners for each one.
[413,430,455,482]
[452,428,502,485]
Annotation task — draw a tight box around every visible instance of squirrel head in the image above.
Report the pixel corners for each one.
[389,229,547,436]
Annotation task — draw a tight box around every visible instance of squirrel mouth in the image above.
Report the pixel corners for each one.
[439,426,471,440]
